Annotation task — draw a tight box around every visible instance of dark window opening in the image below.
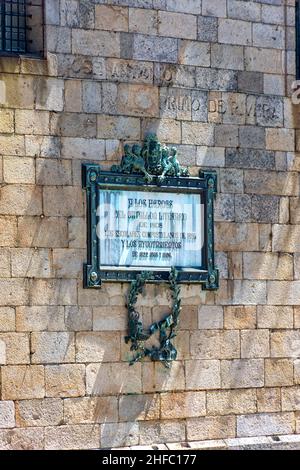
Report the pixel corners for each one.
[0,0,44,57]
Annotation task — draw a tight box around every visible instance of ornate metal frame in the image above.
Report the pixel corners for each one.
[82,165,218,291]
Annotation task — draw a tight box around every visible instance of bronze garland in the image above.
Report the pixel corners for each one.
[124,267,181,368]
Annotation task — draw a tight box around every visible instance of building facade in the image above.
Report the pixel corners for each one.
[0,0,299,449]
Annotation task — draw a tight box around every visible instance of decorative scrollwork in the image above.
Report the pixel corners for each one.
[124,267,181,368]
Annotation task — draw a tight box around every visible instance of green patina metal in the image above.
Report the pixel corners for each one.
[125,267,181,368]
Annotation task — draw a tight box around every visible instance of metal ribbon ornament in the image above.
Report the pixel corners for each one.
[125,267,181,368]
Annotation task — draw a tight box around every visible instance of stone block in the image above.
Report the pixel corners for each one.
[198,306,223,329]
[253,24,284,50]
[0,217,17,247]
[226,148,275,170]
[219,19,251,46]
[202,0,226,17]
[190,330,239,359]
[295,309,300,329]
[95,5,128,31]
[238,71,263,94]
[215,194,235,222]
[72,29,120,57]
[106,58,153,85]
[0,74,35,109]
[196,68,237,91]
[16,399,63,427]
[93,306,127,331]
[17,216,68,248]
[266,129,294,151]
[97,115,140,140]
[295,360,300,384]
[82,81,102,113]
[166,0,201,14]
[64,80,82,112]
[0,307,15,332]
[234,194,252,223]
[182,122,214,145]
[245,170,298,197]
[211,44,244,71]
[117,84,159,117]
[15,110,49,135]
[52,248,83,278]
[207,389,257,416]
[0,401,15,428]
[197,16,218,42]
[31,332,75,363]
[257,96,284,128]
[262,4,284,24]
[257,306,294,329]
[64,306,92,331]
[282,387,300,411]
[243,252,293,281]
[264,74,285,96]
[215,223,259,252]
[158,11,197,39]
[0,185,42,216]
[101,422,139,448]
[239,127,265,149]
[129,8,158,35]
[128,34,178,63]
[11,248,51,278]
[35,78,64,112]
[241,330,270,359]
[0,249,10,278]
[119,394,160,421]
[220,169,243,194]
[45,424,100,450]
[45,0,60,25]
[257,388,281,413]
[3,157,35,185]
[245,47,283,74]
[61,137,105,160]
[36,158,72,186]
[25,136,61,158]
[215,125,239,147]
[51,112,96,138]
[0,279,29,306]
[265,359,294,387]
[43,187,83,217]
[251,195,279,223]
[228,0,261,21]
[270,330,300,356]
[29,279,77,306]
[237,413,294,438]
[0,427,44,450]
[0,332,30,364]
[272,224,300,252]
[224,306,256,330]
[76,332,120,362]
[291,198,300,225]
[178,40,210,67]
[86,362,142,395]
[187,416,236,441]
[16,306,65,332]
[64,396,118,424]
[0,109,14,133]
[1,365,45,400]
[45,364,85,398]
[186,360,221,390]
[139,421,185,446]
[142,361,185,392]
[221,359,264,388]
[197,147,225,167]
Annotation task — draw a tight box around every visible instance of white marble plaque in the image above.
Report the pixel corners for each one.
[97,189,204,269]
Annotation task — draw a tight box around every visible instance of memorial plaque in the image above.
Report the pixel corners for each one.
[82,135,219,290]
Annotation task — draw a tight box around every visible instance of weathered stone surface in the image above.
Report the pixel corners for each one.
[196,68,237,91]
[257,306,294,329]
[0,401,15,428]
[0,279,29,306]
[241,330,270,359]
[237,413,294,438]
[119,394,160,421]
[29,279,77,306]
[219,19,251,46]
[245,47,283,74]
[0,427,45,450]
[158,11,197,39]
[0,333,29,364]
[243,253,293,280]
[197,16,217,42]
[207,389,256,416]
[265,359,294,387]
[72,29,120,57]
[64,396,118,424]
[0,217,17,247]
[221,359,264,389]
[142,361,185,392]
[101,422,139,448]
[45,364,85,398]
[239,126,265,149]
[202,0,226,17]
[45,424,100,450]
[226,148,275,170]
[139,421,185,446]
[95,5,128,32]
[224,306,256,330]
[86,363,142,395]
[190,331,239,360]
[43,187,83,217]
[11,248,51,278]
[186,360,220,390]
[76,332,120,362]
[187,416,236,441]
[0,185,42,216]
[31,332,75,363]
[1,365,45,400]
[117,84,159,117]
[0,307,15,332]
[211,44,244,71]
[271,331,300,357]
[216,223,259,252]
[228,0,261,22]
[272,225,300,253]
[178,41,210,67]
[16,399,63,427]
[198,306,223,330]
[17,217,68,248]
[253,24,285,50]
[238,71,263,94]
[97,115,140,140]
[257,388,281,413]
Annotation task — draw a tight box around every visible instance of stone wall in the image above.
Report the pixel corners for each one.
[0,0,299,449]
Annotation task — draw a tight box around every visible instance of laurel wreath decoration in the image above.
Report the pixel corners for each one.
[124,267,181,368]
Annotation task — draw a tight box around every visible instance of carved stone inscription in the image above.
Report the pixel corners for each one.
[97,189,204,269]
